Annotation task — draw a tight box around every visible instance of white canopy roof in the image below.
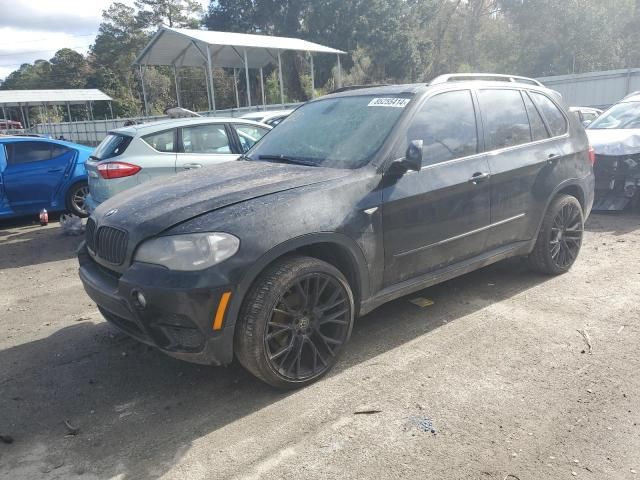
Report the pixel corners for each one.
[0,89,112,107]
[135,26,346,69]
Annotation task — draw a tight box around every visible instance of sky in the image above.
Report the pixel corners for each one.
[0,0,208,81]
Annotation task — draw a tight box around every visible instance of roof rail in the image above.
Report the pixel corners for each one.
[330,84,391,94]
[430,73,544,87]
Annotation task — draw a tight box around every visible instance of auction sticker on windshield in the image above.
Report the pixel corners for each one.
[368,97,411,108]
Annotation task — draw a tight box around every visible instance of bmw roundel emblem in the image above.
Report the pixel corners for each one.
[105,208,118,217]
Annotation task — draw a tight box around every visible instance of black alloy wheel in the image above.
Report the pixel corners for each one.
[235,256,354,389]
[265,272,351,381]
[528,194,584,275]
[549,201,583,269]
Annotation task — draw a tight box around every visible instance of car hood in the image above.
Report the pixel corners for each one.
[586,129,640,156]
[92,160,350,238]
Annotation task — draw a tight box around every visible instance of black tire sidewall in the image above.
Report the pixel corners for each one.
[235,256,355,389]
[534,195,584,275]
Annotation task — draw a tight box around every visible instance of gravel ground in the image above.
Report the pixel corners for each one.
[1,212,639,480]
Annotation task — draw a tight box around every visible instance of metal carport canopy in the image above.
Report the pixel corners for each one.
[0,89,112,107]
[134,26,346,69]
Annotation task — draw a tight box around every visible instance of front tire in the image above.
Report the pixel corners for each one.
[66,181,90,217]
[235,256,355,389]
[528,194,584,275]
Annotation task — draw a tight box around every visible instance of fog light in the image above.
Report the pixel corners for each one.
[133,290,147,309]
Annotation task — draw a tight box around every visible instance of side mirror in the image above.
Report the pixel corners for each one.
[582,120,592,128]
[387,140,423,176]
[405,139,424,171]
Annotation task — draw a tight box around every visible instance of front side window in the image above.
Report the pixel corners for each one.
[142,130,176,153]
[406,90,478,165]
[588,101,640,130]
[246,94,412,169]
[530,92,568,136]
[182,124,231,154]
[5,141,54,165]
[478,89,532,150]
[233,124,269,153]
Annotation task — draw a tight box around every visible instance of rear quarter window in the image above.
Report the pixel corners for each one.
[142,130,176,153]
[530,92,568,137]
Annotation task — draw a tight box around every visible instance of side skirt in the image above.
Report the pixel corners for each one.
[359,240,533,316]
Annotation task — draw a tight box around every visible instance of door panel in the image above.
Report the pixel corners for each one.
[178,123,238,170]
[382,157,492,284]
[476,89,562,249]
[3,141,75,211]
[381,89,491,286]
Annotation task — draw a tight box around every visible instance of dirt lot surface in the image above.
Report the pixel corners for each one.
[1,212,639,480]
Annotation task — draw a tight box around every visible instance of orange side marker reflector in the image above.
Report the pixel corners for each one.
[213,292,232,331]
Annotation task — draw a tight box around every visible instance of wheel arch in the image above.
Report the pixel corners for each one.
[229,233,371,328]
[529,179,586,252]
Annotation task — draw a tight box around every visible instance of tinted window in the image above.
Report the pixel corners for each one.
[478,89,531,150]
[530,92,567,136]
[93,134,133,160]
[142,129,176,152]
[182,124,231,154]
[406,90,478,165]
[51,145,72,159]
[523,93,550,141]
[5,141,53,165]
[233,124,269,153]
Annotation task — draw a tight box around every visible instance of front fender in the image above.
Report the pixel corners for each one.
[225,232,371,329]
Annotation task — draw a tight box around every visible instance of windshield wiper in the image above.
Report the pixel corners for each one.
[258,154,319,167]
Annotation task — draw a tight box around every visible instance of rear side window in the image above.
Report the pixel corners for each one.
[478,89,531,150]
[406,89,478,165]
[523,93,550,141]
[182,124,231,154]
[93,134,133,160]
[5,141,54,165]
[530,92,567,136]
[142,130,176,153]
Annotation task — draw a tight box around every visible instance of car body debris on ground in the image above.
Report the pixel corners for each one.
[1,212,639,479]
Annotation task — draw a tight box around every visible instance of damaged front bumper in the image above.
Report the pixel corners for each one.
[593,153,640,211]
[77,242,237,365]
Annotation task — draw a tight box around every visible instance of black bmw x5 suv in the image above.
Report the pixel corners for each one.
[79,78,594,388]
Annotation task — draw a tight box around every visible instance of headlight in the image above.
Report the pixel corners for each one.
[134,233,240,271]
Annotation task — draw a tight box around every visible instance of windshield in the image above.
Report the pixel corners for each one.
[589,101,640,129]
[245,94,412,169]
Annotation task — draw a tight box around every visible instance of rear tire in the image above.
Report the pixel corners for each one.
[528,194,584,275]
[235,255,354,389]
[66,181,90,218]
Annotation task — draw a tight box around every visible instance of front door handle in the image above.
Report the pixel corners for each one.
[48,168,63,173]
[468,172,490,185]
[182,163,203,170]
[547,153,560,165]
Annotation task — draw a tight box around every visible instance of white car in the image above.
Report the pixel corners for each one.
[240,109,293,127]
[86,117,271,211]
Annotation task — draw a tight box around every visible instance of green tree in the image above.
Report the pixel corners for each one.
[135,0,203,28]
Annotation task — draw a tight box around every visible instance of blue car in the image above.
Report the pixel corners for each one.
[0,136,92,219]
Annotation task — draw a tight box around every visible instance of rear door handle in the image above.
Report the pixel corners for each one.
[182,163,203,170]
[547,153,560,165]
[468,172,490,185]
